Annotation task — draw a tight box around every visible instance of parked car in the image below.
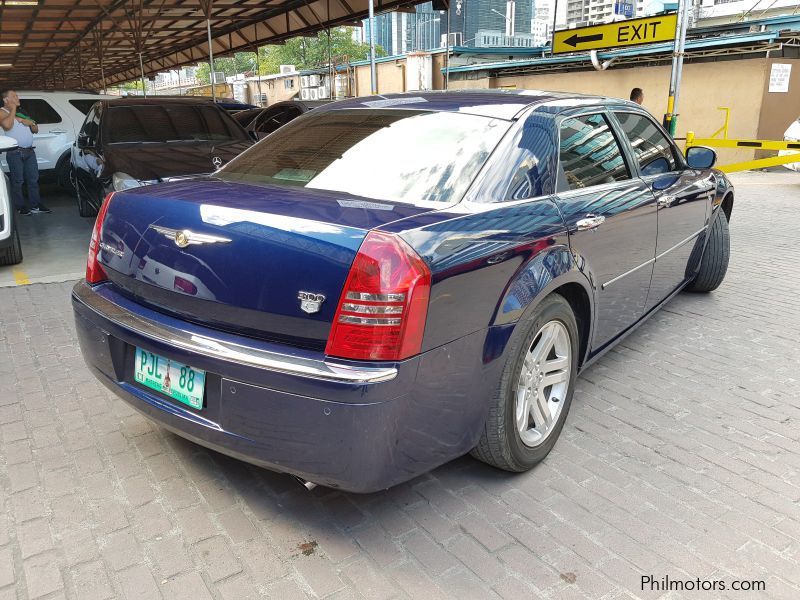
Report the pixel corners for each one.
[71,97,253,216]
[0,90,115,191]
[233,100,331,140]
[72,91,733,493]
[0,135,22,266]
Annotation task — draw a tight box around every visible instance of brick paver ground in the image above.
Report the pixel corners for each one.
[1,171,799,599]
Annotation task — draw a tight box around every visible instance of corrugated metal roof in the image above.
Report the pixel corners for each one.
[445,30,782,74]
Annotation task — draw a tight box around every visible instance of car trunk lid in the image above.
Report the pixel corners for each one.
[98,179,434,348]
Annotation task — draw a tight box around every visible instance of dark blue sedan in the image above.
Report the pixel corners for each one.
[72,91,733,492]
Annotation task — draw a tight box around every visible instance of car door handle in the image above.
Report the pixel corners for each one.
[576,215,605,231]
[49,129,68,134]
[657,194,677,208]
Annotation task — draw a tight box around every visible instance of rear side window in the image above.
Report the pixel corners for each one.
[558,113,630,191]
[218,109,510,205]
[479,113,558,202]
[70,99,100,115]
[19,99,62,124]
[105,104,247,143]
[615,112,679,176]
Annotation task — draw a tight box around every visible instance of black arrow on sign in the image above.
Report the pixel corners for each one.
[564,32,604,47]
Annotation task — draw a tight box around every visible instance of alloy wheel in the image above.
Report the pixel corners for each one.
[515,319,572,447]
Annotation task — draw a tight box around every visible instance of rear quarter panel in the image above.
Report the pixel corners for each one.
[383,197,586,357]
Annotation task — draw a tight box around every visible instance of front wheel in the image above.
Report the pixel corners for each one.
[686,212,730,293]
[74,170,99,218]
[471,293,579,472]
[0,227,23,266]
[57,155,76,196]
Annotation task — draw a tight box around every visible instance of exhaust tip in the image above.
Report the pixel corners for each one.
[293,476,317,491]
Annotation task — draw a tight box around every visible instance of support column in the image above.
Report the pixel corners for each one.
[368,0,377,94]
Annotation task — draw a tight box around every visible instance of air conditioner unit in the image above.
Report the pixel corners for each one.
[255,93,268,103]
[308,88,319,100]
[300,88,312,100]
[211,71,226,84]
[317,85,329,99]
[279,65,296,74]
[301,75,310,87]
[307,74,320,87]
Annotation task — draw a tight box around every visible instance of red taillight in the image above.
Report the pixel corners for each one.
[173,276,198,296]
[85,192,115,285]
[325,231,431,361]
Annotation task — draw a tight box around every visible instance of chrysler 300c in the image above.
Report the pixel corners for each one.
[72,91,733,492]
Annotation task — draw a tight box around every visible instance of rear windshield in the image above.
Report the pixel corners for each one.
[105,104,247,144]
[216,109,510,204]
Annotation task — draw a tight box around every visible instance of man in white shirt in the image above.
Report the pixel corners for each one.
[1,90,50,215]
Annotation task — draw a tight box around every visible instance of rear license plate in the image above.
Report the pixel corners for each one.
[134,347,206,410]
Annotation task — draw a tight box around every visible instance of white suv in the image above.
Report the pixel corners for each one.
[0,90,114,190]
[0,135,22,265]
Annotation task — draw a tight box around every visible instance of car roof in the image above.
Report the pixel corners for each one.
[315,90,624,120]
[101,97,225,107]
[15,90,115,99]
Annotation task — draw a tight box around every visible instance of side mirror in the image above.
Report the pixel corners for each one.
[641,156,671,177]
[685,146,716,169]
[76,133,90,149]
[0,135,18,152]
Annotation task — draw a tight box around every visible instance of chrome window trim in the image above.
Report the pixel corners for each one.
[72,281,398,385]
[601,225,707,290]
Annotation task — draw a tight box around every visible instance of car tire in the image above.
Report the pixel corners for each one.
[0,227,23,266]
[74,171,99,218]
[686,212,730,293]
[471,293,579,472]
[57,154,76,196]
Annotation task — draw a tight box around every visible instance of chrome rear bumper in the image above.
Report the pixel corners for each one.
[72,280,397,385]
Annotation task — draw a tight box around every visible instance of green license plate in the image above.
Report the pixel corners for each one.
[134,347,206,410]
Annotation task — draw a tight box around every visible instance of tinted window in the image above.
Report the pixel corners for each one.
[69,99,100,115]
[105,104,248,143]
[615,112,679,176]
[19,99,61,124]
[218,109,509,205]
[81,107,101,145]
[489,115,557,202]
[255,106,302,135]
[558,113,629,190]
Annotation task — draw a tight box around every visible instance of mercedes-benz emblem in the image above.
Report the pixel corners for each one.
[211,156,223,169]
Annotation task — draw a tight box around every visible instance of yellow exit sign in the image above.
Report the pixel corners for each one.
[553,13,678,55]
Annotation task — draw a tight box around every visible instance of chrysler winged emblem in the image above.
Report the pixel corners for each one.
[149,225,232,248]
[298,291,326,314]
[211,156,223,169]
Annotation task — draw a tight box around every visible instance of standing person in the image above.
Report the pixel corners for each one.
[630,87,644,105]
[0,90,51,215]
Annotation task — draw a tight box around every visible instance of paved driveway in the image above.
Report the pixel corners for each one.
[1,171,799,599]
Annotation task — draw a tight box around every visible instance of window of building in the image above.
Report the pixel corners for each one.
[558,113,630,190]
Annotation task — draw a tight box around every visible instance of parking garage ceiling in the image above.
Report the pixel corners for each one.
[0,0,424,90]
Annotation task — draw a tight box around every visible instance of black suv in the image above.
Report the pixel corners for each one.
[71,98,253,216]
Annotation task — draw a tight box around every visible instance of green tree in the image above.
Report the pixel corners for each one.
[196,53,259,84]
[257,27,385,75]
